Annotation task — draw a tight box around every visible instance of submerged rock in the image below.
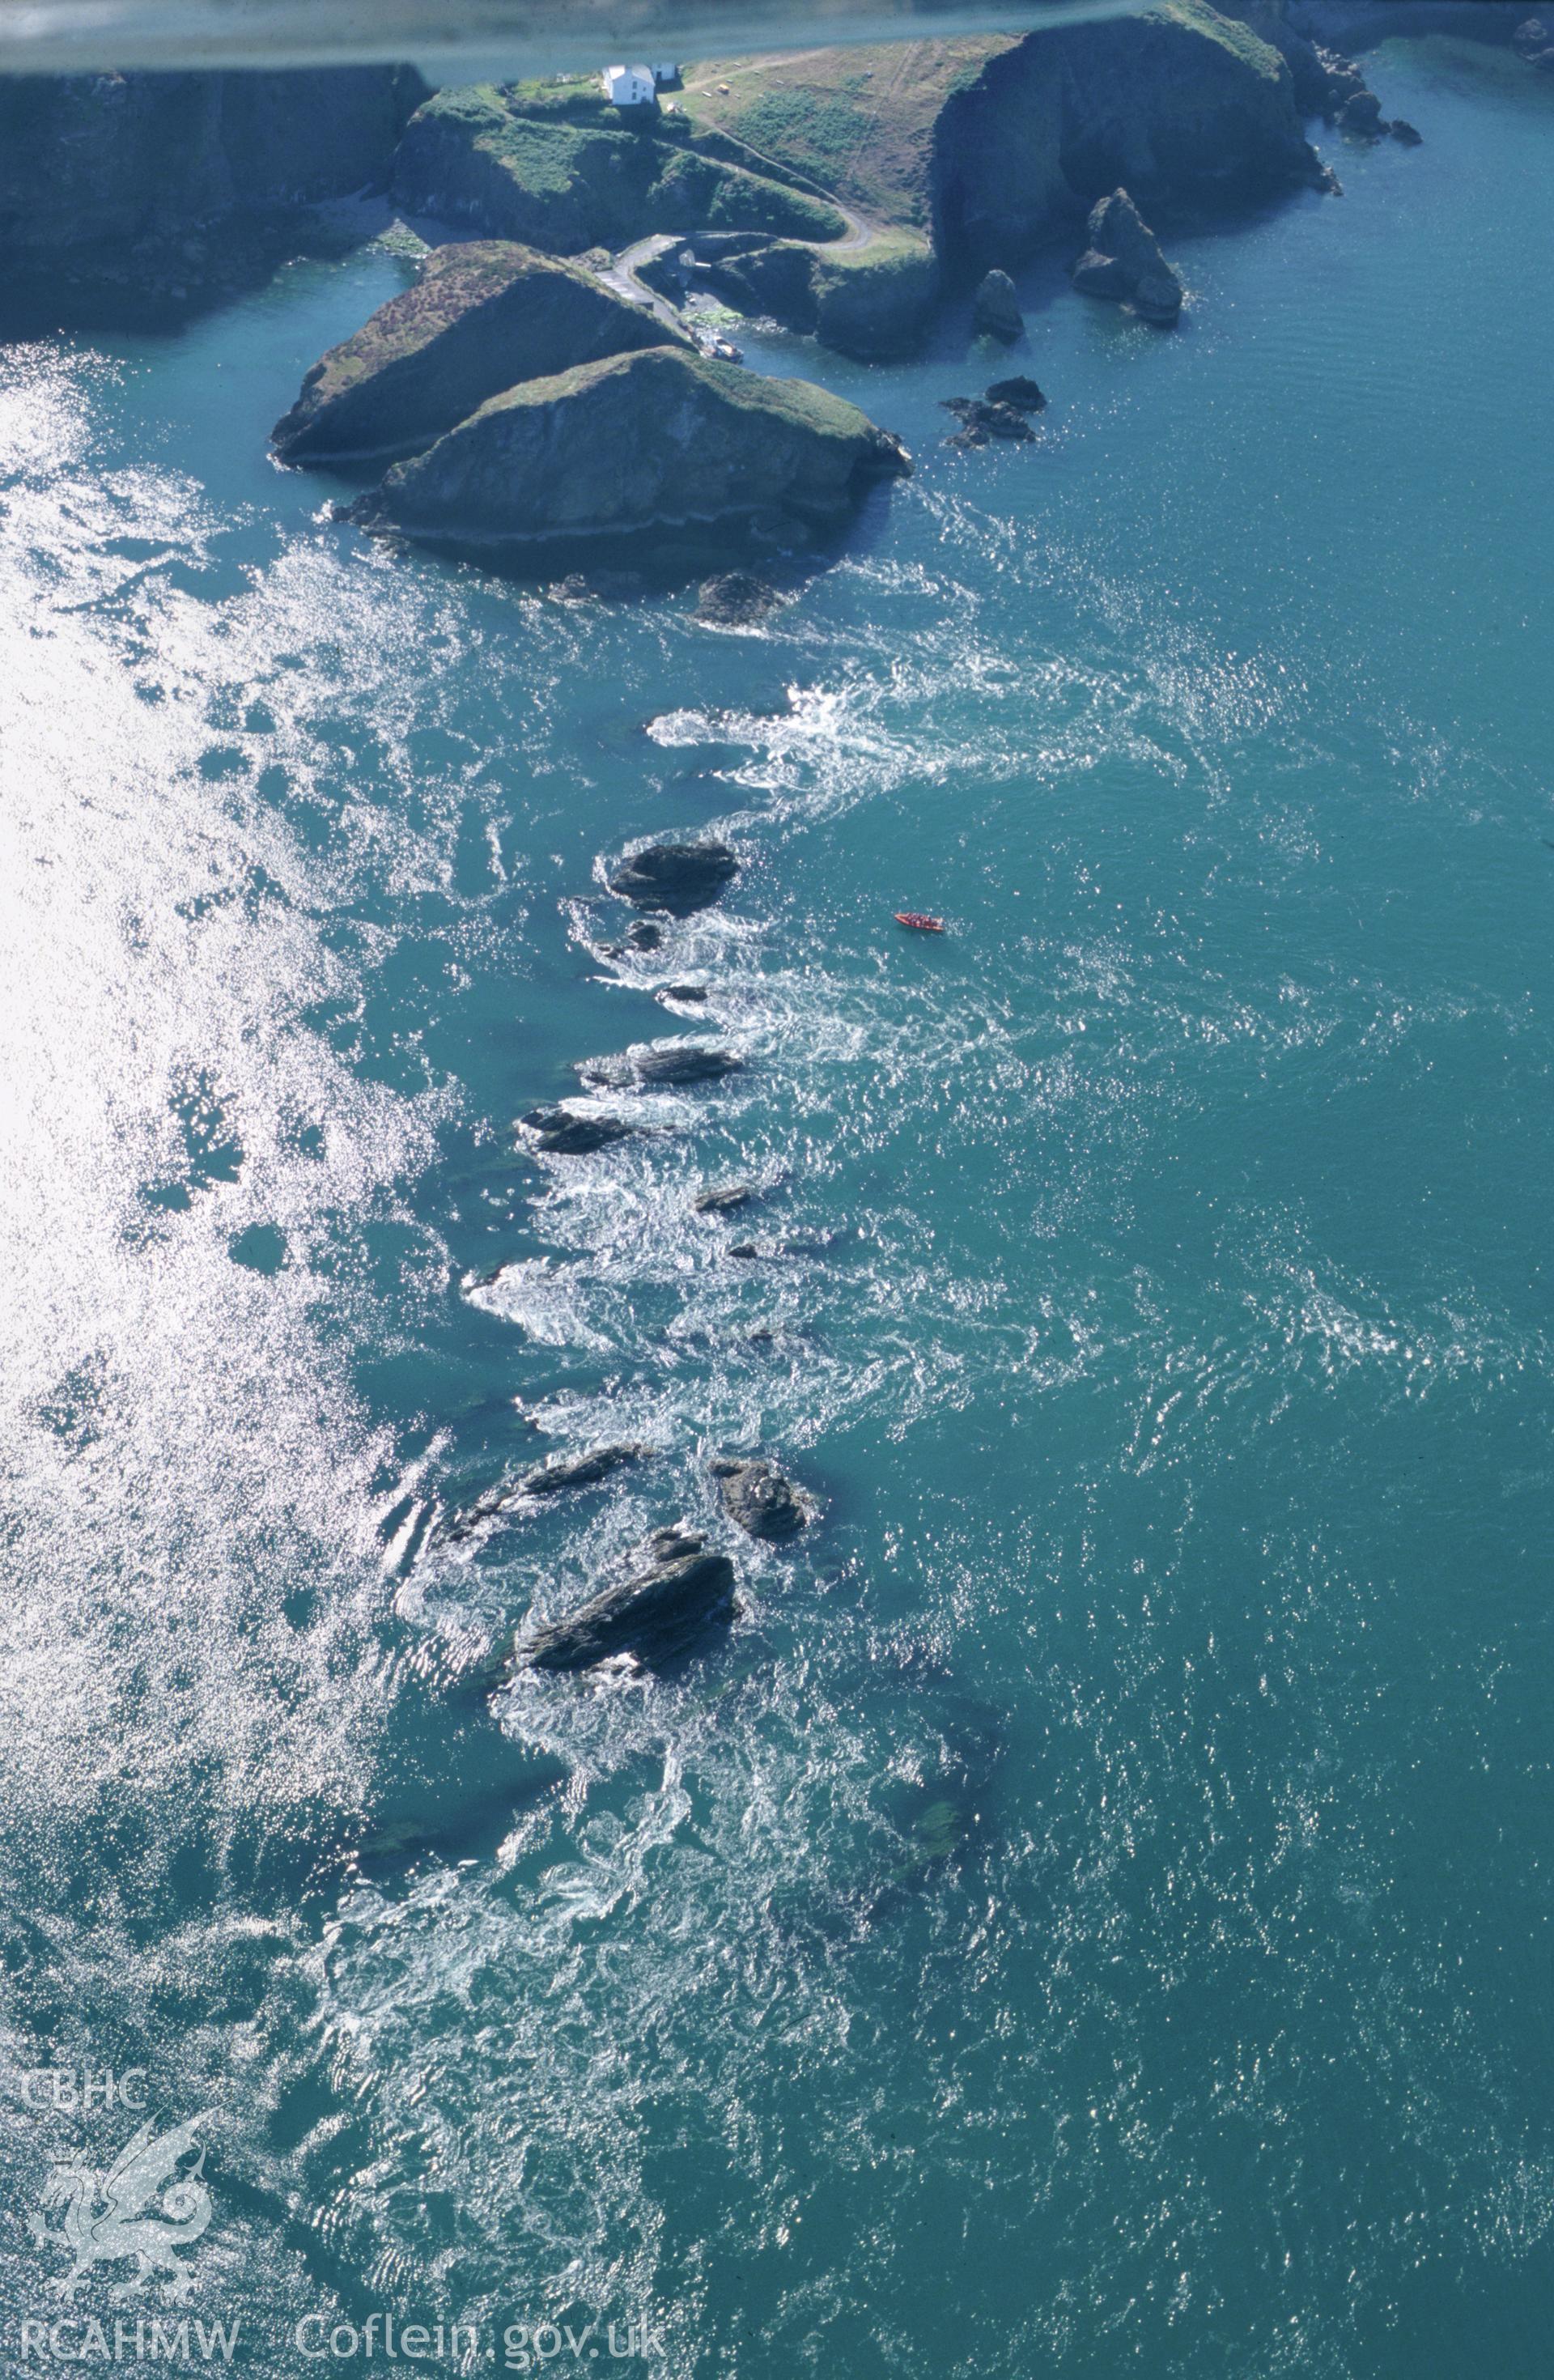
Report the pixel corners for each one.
[580,1044,742,1089]
[693,1182,758,1213]
[696,571,779,627]
[350,345,911,568]
[507,1531,737,1672]
[972,268,1024,342]
[940,397,1035,443]
[1389,119,1424,147]
[1071,189,1183,324]
[711,1456,812,1541]
[610,840,738,915]
[273,241,676,467]
[520,1107,637,1154]
[985,375,1047,411]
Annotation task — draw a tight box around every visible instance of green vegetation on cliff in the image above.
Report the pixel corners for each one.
[681,2,1320,269]
[391,85,844,257]
[700,227,936,360]
[272,240,678,467]
[353,342,908,562]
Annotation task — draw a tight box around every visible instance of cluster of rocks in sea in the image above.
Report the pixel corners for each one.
[454,827,817,1679]
[940,376,1047,450]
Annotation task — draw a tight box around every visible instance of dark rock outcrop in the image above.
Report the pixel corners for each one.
[985,374,1047,410]
[940,397,1036,442]
[1335,87,1385,134]
[658,984,711,1005]
[1389,118,1424,145]
[520,1444,650,1495]
[710,1456,812,1541]
[350,345,911,568]
[447,1443,648,1536]
[507,1530,737,1672]
[696,571,779,626]
[611,840,739,915]
[972,267,1024,341]
[520,1107,637,1155]
[273,241,677,467]
[693,1182,758,1213]
[1071,189,1184,324]
[579,1045,743,1089]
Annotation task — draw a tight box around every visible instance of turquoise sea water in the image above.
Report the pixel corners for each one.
[2,36,1552,2378]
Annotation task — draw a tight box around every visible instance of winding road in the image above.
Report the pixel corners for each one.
[601,190,879,329]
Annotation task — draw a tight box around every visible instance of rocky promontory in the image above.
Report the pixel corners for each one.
[273,241,680,467]
[350,345,910,567]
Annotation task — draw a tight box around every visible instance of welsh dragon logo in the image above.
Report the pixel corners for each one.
[29,2114,214,2304]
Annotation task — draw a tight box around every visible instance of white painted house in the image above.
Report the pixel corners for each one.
[648,63,679,87]
[602,64,655,108]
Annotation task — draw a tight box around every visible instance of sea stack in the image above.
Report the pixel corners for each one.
[1071,190,1184,325]
[972,269,1024,342]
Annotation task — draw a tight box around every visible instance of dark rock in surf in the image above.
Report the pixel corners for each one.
[711,1456,811,1541]
[507,1532,737,1672]
[446,1443,648,1537]
[520,1443,650,1495]
[578,1044,742,1089]
[520,1107,636,1154]
[940,396,1035,442]
[658,983,710,1005]
[1071,189,1183,325]
[694,1182,757,1213]
[728,1243,759,1259]
[985,374,1047,411]
[696,571,779,627]
[609,840,738,916]
[1389,118,1423,146]
[971,268,1024,342]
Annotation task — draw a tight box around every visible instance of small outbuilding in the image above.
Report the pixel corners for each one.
[602,63,656,108]
[648,63,680,87]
